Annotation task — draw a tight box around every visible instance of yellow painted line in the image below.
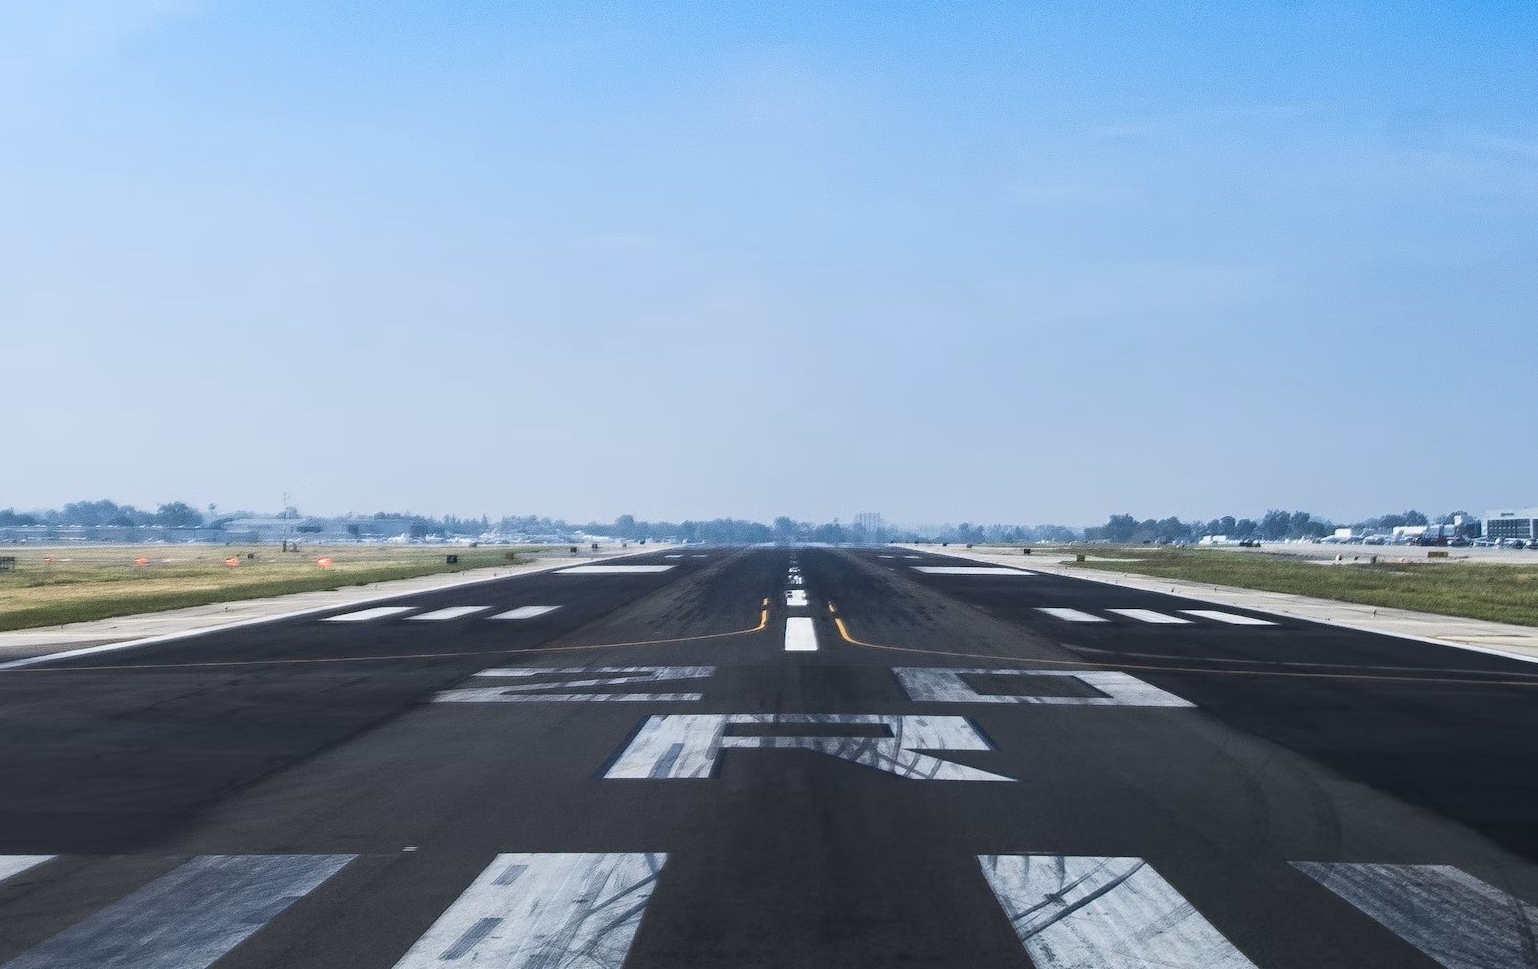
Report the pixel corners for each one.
[827,602,838,614]
[831,614,1538,689]
[1,606,771,673]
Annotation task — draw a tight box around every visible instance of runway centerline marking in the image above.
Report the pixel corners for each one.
[322,606,417,622]
[409,606,491,621]
[784,617,818,651]
[0,854,354,969]
[980,854,1257,968]
[606,714,1012,781]
[389,853,666,969]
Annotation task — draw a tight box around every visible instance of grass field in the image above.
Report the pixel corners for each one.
[1066,547,1538,627]
[0,544,545,632]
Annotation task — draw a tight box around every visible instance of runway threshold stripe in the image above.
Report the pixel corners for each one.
[1294,862,1538,969]
[980,855,1257,969]
[1,854,354,969]
[490,606,561,620]
[389,853,666,969]
[0,856,52,885]
[1180,610,1276,625]
[409,606,490,621]
[784,616,819,651]
[1037,608,1107,623]
[914,566,1036,576]
[322,606,417,622]
[1107,608,1191,624]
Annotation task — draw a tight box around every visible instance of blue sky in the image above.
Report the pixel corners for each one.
[4,1,1535,524]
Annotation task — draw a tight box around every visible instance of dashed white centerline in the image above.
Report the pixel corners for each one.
[1037,608,1107,623]
[490,606,561,620]
[784,617,819,652]
[1107,608,1192,624]
[322,606,417,622]
[409,606,491,621]
[785,589,809,608]
[1181,609,1276,626]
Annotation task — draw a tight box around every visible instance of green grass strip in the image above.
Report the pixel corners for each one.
[1070,548,1538,627]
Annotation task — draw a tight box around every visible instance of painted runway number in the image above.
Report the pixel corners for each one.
[605,713,1012,781]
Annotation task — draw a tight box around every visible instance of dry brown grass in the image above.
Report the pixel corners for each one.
[0,543,541,631]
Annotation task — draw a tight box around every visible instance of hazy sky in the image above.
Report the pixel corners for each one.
[5,1,1536,525]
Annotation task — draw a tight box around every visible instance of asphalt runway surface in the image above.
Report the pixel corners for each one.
[4,546,1538,968]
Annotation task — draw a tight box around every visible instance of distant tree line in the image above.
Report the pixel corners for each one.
[0,499,206,529]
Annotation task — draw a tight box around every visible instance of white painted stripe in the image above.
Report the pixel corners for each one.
[1038,608,1108,623]
[894,668,1195,708]
[435,689,703,703]
[0,855,52,884]
[785,589,809,607]
[914,566,1036,575]
[322,606,417,622]
[1107,608,1192,624]
[2,854,354,969]
[409,606,491,621]
[980,854,1257,969]
[1181,609,1276,626]
[390,853,666,969]
[784,617,818,652]
[471,666,713,682]
[606,714,1012,781]
[557,565,674,574]
[1295,862,1538,969]
[489,605,562,620]
[435,666,712,702]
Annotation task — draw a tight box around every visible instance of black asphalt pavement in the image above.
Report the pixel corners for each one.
[3,546,1538,968]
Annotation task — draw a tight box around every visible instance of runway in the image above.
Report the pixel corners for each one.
[4,545,1538,968]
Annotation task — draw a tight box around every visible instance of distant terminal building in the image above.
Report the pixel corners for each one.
[1485,508,1538,541]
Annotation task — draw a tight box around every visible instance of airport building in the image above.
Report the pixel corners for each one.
[1484,508,1538,541]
